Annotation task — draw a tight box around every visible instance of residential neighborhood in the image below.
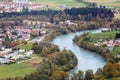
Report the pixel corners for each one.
[93,32,120,58]
[0,18,78,64]
[0,0,47,13]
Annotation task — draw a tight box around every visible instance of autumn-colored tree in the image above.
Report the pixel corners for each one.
[51,71,68,80]
[22,40,28,45]
[114,63,120,71]
[103,62,119,78]
[9,41,20,47]
[85,70,94,80]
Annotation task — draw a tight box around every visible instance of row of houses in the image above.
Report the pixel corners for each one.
[0,48,34,64]
[0,1,47,13]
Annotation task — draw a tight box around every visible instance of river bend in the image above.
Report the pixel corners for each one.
[52,28,108,74]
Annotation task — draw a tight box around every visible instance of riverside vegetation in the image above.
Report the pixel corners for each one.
[72,30,120,80]
[0,42,78,80]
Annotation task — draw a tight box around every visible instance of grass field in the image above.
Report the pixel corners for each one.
[114,14,120,19]
[27,57,42,64]
[85,0,120,8]
[19,43,33,51]
[0,63,36,79]
[91,31,119,42]
[0,43,40,79]
[30,0,120,9]
[110,46,120,57]
[30,0,85,8]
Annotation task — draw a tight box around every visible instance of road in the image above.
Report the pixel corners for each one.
[29,36,44,43]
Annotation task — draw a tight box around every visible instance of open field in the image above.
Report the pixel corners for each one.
[18,43,33,51]
[27,57,42,64]
[30,0,85,8]
[0,63,36,79]
[114,14,120,19]
[30,0,120,9]
[0,43,41,79]
[85,0,120,8]
[91,31,119,42]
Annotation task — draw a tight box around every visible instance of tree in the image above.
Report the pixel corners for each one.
[103,62,119,78]
[30,32,38,38]
[35,74,49,80]
[85,70,94,80]
[22,40,28,45]
[4,35,11,48]
[94,68,105,80]
[51,71,68,80]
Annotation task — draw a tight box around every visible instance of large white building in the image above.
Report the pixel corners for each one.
[13,0,28,3]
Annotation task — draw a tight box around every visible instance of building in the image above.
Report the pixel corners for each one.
[13,0,28,3]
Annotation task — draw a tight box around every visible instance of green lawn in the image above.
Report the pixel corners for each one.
[30,0,85,8]
[0,63,36,79]
[110,46,120,57]
[30,0,120,9]
[19,43,33,51]
[90,31,120,42]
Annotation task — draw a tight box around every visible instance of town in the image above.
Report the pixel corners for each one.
[0,0,47,13]
[0,18,77,64]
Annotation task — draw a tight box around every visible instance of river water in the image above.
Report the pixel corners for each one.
[52,28,108,74]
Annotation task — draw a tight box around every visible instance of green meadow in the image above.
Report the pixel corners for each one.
[30,0,120,9]
[19,43,33,51]
[0,63,36,79]
[91,31,119,42]
[30,0,85,8]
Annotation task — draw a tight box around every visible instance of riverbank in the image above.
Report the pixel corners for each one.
[53,28,120,80]
[52,28,107,73]
[72,30,120,62]
[70,29,120,79]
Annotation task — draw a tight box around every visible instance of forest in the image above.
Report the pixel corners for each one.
[0,7,113,21]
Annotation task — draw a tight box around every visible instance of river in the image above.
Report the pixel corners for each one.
[52,28,109,74]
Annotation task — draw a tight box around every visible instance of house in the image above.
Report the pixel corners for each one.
[0,58,13,64]
[19,34,30,41]
[19,49,25,53]
[117,54,120,58]
[24,50,33,56]
[0,51,8,57]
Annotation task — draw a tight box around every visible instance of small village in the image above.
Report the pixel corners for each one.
[94,30,120,58]
[0,0,47,13]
